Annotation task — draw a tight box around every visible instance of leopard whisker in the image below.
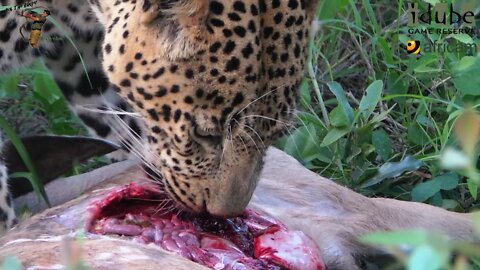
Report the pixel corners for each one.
[101,107,158,165]
[242,123,266,149]
[105,115,165,185]
[74,105,142,118]
[153,199,175,215]
[241,114,295,128]
[238,129,262,155]
[232,119,249,154]
[218,122,232,168]
[236,83,288,115]
[242,113,302,155]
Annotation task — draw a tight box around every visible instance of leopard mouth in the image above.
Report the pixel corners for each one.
[85,183,325,270]
[144,165,207,214]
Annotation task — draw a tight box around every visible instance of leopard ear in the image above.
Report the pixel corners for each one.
[3,136,119,197]
[141,0,208,28]
[141,0,209,59]
[166,0,209,39]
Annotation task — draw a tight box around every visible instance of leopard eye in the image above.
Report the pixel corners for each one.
[193,126,222,146]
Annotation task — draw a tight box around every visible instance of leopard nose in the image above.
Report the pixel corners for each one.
[205,183,253,218]
[205,163,259,217]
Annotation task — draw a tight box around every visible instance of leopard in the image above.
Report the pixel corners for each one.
[0,0,145,233]
[0,0,320,232]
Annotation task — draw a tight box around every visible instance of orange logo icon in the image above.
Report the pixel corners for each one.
[406,40,421,55]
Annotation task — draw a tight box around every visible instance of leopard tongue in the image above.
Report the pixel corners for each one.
[87,183,325,270]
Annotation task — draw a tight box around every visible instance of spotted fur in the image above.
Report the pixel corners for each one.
[0,0,320,230]
[0,136,15,233]
[90,0,319,217]
[0,0,142,231]
[0,0,143,162]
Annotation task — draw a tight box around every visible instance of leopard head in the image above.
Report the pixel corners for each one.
[89,0,319,217]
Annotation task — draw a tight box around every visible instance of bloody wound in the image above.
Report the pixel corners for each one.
[86,183,325,270]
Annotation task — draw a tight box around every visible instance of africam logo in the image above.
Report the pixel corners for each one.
[3,0,38,11]
[403,39,478,56]
[17,9,51,48]
[1,1,62,48]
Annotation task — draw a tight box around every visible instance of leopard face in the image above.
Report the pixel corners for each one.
[89,0,319,217]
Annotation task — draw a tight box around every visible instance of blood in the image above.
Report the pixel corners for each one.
[86,183,325,270]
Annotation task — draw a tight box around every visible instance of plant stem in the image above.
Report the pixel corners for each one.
[308,26,330,127]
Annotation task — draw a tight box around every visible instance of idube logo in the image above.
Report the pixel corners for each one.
[408,2,475,28]
[406,1,478,35]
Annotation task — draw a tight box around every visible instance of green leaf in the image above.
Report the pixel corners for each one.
[326,82,354,125]
[407,124,429,147]
[320,127,350,147]
[33,73,61,105]
[467,178,478,200]
[473,212,480,233]
[360,0,380,34]
[441,199,459,210]
[408,245,443,270]
[0,116,50,207]
[359,80,383,121]
[422,0,440,5]
[452,60,480,96]
[360,230,429,246]
[386,73,408,107]
[370,108,393,124]
[411,173,459,202]
[450,34,474,44]
[372,129,392,161]
[356,123,375,145]
[416,114,434,128]
[0,73,20,99]
[412,181,440,202]
[282,125,331,164]
[299,79,311,109]
[330,106,349,128]
[452,56,477,73]
[414,65,442,73]
[377,37,395,66]
[361,156,422,188]
[438,173,459,190]
[316,0,348,20]
[1,256,22,270]
[412,54,441,74]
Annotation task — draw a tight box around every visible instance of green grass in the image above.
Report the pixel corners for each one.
[277,0,480,268]
[0,60,85,135]
[279,0,480,208]
[0,61,107,206]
